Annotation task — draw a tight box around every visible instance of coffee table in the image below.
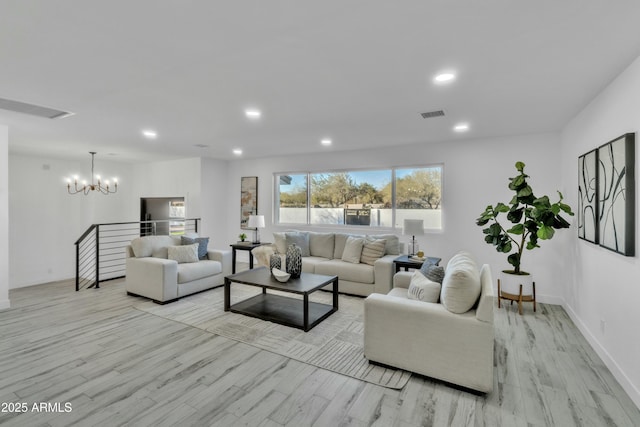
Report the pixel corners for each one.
[224,267,339,332]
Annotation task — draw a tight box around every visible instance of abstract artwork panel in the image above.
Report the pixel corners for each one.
[578,149,598,243]
[241,176,258,230]
[597,133,635,256]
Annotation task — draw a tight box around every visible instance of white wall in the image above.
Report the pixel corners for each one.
[225,132,569,302]
[561,54,640,407]
[0,125,9,310]
[8,155,136,288]
[200,157,229,247]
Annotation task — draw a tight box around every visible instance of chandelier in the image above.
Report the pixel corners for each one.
[66,152,118,195]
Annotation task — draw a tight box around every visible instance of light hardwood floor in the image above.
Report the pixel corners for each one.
[0,278,638,427]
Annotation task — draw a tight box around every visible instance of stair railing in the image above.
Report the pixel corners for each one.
[74,218,201,291]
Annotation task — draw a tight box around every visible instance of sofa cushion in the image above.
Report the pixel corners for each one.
[168,244,199,263]
[181,236,210,260]
[315,259,375,284]
[130,236,175,258]
[177,260,222,284]
[440,252,481,314]
[408,271,441,303]
[342,236,364,264]
[285,231,310,257]
[309,232,335,259]
[420,261,445,284]
[334,233,364,259]
[360,238,386,265]
[368,234,400,255]
[301,256,330,274]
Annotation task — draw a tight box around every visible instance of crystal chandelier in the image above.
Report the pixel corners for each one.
[66,152,118,195]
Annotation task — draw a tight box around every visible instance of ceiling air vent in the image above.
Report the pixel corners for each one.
[0,97,74,119]
[420,110,445,119]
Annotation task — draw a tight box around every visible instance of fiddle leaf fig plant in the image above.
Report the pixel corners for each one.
[476,161,574,274]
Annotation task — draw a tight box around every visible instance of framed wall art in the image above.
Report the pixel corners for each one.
[240,176,258,230]
[578,149,599,243]
[597,133,635,256]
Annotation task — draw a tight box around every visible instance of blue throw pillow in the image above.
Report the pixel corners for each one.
[181,236,210,260]
[419,260,445,284]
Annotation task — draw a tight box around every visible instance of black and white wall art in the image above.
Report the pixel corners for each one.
[597,133,635,256]
[578,149,599,243]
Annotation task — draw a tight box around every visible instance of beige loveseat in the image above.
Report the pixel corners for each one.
[363,253,494,393]
[125,235,232,304]
[255,231,401,296]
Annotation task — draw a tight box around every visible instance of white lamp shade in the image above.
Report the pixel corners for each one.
[403,219,424,236]
[247,214,265,229]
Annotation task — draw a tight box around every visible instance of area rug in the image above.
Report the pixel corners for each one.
[134,285,411,389]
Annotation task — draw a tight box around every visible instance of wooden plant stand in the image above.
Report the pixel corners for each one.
[497,279,536,315]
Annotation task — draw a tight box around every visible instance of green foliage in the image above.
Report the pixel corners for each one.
[476,162,574,274]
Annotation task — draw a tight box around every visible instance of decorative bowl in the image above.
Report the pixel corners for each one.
[272,268,291,283]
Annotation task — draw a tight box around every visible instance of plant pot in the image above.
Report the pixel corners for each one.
[497,270,536,315]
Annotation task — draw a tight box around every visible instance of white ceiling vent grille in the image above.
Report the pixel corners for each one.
[0,97,74,119]
[420,110,445,119]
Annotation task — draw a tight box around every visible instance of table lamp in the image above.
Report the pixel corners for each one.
[247,214,265,244]
[403,219,424,256]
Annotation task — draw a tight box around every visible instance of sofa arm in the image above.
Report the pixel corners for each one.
[208,249,232,277]
[364,293,494,393]
[125,257,178,302]
[373,254,396,294]
[393,271,413,289]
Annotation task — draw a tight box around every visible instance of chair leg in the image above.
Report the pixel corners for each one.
[497,279,502,308]
[533,281,537,312]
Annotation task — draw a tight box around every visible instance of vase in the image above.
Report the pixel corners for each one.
[269,253,281,273]
[286,244,302,279]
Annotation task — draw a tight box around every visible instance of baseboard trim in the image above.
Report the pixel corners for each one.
[0,299,10,310]
[563,302,640,411]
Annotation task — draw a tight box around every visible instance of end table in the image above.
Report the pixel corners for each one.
[393,255,442,273]
[230,242,272,274]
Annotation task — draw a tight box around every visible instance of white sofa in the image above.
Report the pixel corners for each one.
[363,258,495,393]
[254,231,401,296]
[125,235,232,304]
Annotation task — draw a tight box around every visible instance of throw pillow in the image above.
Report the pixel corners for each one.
[167,244,199,264]
[181,236,210,260]
[360,238,386,265]
[408,271,441,303]
[273,232,287,254]
[419,261,445,284]
[368,234,400,255]
[440,252,481,313]
[308,232,335,259]
[285,231,310,257]
[341,236,364,264]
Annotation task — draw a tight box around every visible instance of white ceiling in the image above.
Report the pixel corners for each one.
[2,1,640,162]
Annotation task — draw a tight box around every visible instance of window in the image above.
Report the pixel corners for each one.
[275,173,308,224]
[275,165,442,230]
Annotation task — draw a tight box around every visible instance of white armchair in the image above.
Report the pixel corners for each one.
[364,264,495,393]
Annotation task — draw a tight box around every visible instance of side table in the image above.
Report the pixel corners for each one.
[229,242,272,274]
[393,255,442,273]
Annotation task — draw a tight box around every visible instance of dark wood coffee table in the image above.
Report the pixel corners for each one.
[224,267,339,332]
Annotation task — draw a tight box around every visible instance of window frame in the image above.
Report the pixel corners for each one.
[273,164,443,232]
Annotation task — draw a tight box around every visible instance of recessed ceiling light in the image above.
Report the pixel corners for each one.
[244,109,261,119]
[453,123,470,132]
[321,138,332,146]
[433,72,456,84]
[142,130,157,139]
[233,149,243,156]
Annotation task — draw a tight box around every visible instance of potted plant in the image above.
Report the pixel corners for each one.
[238,233,247,242]
[476,162,574,312]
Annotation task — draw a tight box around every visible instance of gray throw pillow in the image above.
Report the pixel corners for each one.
[285,232,310,257]
[420,261,445,284]
[181,236,210,260]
